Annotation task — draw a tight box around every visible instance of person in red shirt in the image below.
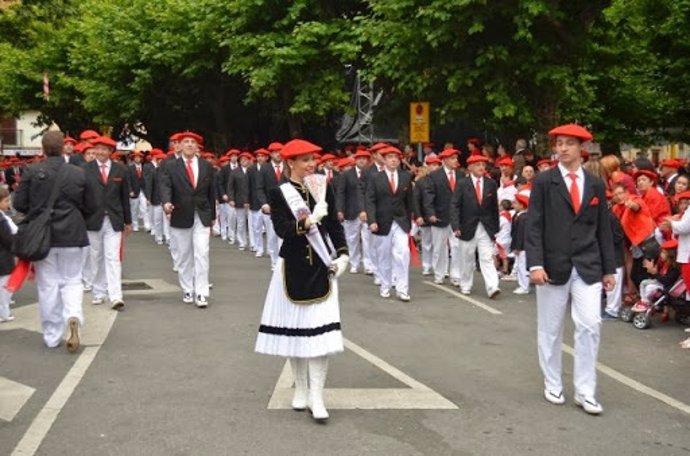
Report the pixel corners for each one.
[634,170,671,225]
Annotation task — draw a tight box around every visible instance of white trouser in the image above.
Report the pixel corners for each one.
[152,205,164,242]
[605,266,625,316]
[420,226,433,273]
[212,203,221,236]
[516,251,529,290]
[170,213,210,297]
[163,213,171,240]
[139,193,150,230]
[234,207,248,248]
[264,213,280,268]
[228,205,237,242]
[343,219,364,270]
[431,225,461,282]
[148,204,155,235]
[375,222,409,294]
[537,267,602,398]
[459,224,499,294]
[87,216,123,301]
[34,247,85,348]
[218,203,230,240]
[130,197,141,230]
[0,275,10,320]
[82,243,94,287]
[362,223,375,273]
[251,210,265,254]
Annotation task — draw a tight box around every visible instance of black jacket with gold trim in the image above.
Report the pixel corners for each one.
[268,179,348,303]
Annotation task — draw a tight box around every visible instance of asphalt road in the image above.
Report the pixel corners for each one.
[1,231,689,456]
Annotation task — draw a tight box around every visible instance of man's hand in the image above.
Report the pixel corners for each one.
[428,215,439,224]
[163,202,174,214]
[337,211,345,222]
[129,192,135,198]
[415,217,424,226]
[261,204,271,214]
[530,268,550,285]
[369,223,378,233]
[453,230,461,238]
[124,224,133,236]
[229,201,236,208]
[602,274,616,292]
[222,195,229,202]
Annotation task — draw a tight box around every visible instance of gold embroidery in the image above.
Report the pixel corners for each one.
[281,260,332,305]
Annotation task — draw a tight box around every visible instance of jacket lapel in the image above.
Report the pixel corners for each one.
[551,169,574,212]
[178,158,194,190]
[576,173,595,219]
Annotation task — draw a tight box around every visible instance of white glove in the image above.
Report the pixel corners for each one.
[308,200,328,225]
[332,255,349,278]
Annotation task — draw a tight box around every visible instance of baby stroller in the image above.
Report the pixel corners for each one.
[623,279,690,329]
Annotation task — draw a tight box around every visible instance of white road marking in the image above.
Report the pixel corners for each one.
[10,302,117,456]
[0,377,35,422]
[268,338,458,410]
[562,344,690,415]
[424,281,503,315]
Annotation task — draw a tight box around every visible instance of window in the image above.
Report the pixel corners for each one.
[0,118,18,146]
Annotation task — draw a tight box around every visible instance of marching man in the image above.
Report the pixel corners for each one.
[450,154,501,298]
[144,149,166,245]
[526,124,616,415]
[257,142,287,270]
[160,132,216,307]
[84,136,132,311]
[127,150,150,232]
[227,152,252,251]
[365,146,420,302]
[248,148,270,257]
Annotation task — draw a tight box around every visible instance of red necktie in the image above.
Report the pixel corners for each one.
[275,164,281,182]
[568,172,580,213]
[327,170,332,182]
[100,163,108,184]
[475,178,482,204]
[185,158,195,189]
[448,171,455,192]
[136,166,142,178]
[389,172,396,193]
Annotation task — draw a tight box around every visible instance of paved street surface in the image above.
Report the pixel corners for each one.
[1,232,689,456]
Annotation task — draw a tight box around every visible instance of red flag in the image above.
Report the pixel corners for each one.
[6,260,33,293]
[409,235,420,268]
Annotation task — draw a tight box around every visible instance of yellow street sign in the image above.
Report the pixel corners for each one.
[409,102,430,143]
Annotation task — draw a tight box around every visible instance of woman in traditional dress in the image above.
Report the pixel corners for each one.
[255,139,349,422]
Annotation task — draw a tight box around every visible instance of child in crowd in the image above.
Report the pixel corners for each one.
[631,239,680,314]
[0,187,17,322]
[510,192,530,295]
[495,199,514,278]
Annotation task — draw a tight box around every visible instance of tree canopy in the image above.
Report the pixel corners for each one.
[0,0,688,150]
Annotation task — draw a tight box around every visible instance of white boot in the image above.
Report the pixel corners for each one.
[308,356,329,422]
[290,357,308,411]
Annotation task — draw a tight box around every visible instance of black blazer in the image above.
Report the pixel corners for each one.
[83,160,132,232]
[510,211,528,251]
[0,216,16,275]
[160,157,216,228]
[450,176,499,240]
[227,167,250,207]
[257,162,288,207]
[423,167,462,227]
[246,164,264,210]
[414,175,430,224]
[69,154,85,167]
[365,169,416,235]
[525,167,616,285]
[335,167,365,221]
[127,164,146,198]
[143,162,161,204]
[13,157,95,248]
[269,180,348,303]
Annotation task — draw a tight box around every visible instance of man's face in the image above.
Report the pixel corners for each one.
[84,148,96,162]
[469,162,485,177]
[428,163,441,172]
[257,154,268,164]
[271,151,281,163]
[443,156,458,169]
[240,157,250,168]
[522,166,535,181]
[133,155,142,164]
[555,135,581,167]
[230,155,238,164]
[355,157,369,169]
[499,164,513,175]
[180,138,199,158]
[94,145,111,163]
[383,153,400,170]
[636,175,653,192]
[63,143,74,155]
[612,186,628,204]
[660,166,675,178]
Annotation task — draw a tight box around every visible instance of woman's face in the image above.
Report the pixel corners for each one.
[288,154,316,178]
[636,175,652,192]
[675,176,689,194]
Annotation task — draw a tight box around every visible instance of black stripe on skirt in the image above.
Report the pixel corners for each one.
[259,322,341,337]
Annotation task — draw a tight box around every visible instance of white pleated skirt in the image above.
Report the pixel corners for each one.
[255,258,344,358]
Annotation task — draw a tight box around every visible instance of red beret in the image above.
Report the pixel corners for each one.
[353,150,371,159]
[425,156,442,165]
[661,159,682,169]
[537,158,552,168]
[497,157,514,168]
[64,136,77,145]
[661,239,678,250]
[356,145,368,151]
[130,151,144,158]
[177,131,203,144]
[267,142,283,152]
[239,152,253,161]
[169,132,182,141]
[380,146,402,157]
[438,148,460,159]
[633,170,658,182]
[467,155,490,165]
[219,156,230,163]
[91,136,117,149]
[79,129,100,141]
[515,193,530,207]
[548,124,593,142]
[254,148,270,156]
[73,143,86,153]
[422,142,434,148]
[150,148,164,157]
[674,191,690,202]
[281,139,322,160]
[110,152,122,160]
[201,152,215,159]
[320,153,337,163]
[468,137,481,145]
[337,157,355,168]
[370,143,389,152]
[225,149,240,157]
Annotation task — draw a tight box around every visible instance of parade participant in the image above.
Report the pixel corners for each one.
[215,156,231,241]
[451,154,501,297]
[496,199,514,278]
[0,188,16,323]
[248,148,270,257]
[673,175,690,208]
[496,156,518,203]
[219,149,240,245]
[361,143,388,284]
[127,151,149,232]
[14,131,96,351]
[145,149,166,245]
[83,136,131,311]
[659,159,681,196]
[255,139,349,423]
[366,146,419,301]
[603,200,626,320]
[5,158,23,192]
[227,152,252,251]
[416,155,442,275]
[634,170,671,225]
[526,124,616,415]
[423,148,463,286]
[511,192,530,294]
[160,131,216,307]
[335,149,371,274]
[320,154,338,182]
[257,142,287,270]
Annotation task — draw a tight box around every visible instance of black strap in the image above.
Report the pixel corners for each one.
[45,164,68,212]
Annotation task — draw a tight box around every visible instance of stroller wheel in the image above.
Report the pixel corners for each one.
[633,312,651,329]
[620,307,635,323]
